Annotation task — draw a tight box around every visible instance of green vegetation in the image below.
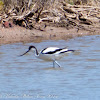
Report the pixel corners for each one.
[65,0,74,5]
[0,0,3,12]
[65,0,100,6]
[0,1,3,7]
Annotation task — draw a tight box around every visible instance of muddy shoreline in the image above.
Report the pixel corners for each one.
[0,23,100,45]
[0,1,100,45]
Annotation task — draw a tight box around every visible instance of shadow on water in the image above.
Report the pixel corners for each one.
[0,35,100,100]
[42,67,63,70]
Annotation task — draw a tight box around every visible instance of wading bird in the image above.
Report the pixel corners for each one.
[20,46,75,67]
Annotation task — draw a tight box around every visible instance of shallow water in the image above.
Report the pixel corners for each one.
[0,35,100,100]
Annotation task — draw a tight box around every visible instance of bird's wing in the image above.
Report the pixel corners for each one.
[58,49,75,54]
[54,47,75,54]
[55,48,68,54]
[41,47,62,54]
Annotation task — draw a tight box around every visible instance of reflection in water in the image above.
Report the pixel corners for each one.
[42,67,63,70]
[0,35,100,100]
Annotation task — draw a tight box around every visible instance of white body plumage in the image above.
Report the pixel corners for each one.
[38,47,71,61]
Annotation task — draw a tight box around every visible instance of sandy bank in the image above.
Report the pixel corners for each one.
[0,23,100,45]
[0,1,100,45]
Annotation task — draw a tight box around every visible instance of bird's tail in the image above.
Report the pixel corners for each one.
[59,49,75,54]
[67,50,75,53]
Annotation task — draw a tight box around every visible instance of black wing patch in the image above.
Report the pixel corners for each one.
[59,50,75,54]
[41,48,62,54]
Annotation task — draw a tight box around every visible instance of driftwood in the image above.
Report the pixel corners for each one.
[0,0,100,31]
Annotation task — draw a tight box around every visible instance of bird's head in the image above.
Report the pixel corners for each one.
[29,46,36,51]
[20,46,37,56]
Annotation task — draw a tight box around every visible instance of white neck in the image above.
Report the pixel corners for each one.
[31,48,39,57]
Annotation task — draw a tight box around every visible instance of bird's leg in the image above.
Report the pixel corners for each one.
[54,61,61,67]
[53,61,55,68]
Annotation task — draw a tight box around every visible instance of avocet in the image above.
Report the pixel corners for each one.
[20,46,75,67]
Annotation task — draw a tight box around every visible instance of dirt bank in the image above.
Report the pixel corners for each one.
[0,21,100,45]
[0,0,100,44]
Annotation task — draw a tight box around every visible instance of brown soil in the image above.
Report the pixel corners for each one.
[0,22,100,45]
[0,1,100,45]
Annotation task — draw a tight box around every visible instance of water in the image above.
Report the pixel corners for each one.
[0,35,100,100]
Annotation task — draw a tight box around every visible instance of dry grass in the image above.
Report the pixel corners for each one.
[0,0,100,31]
[2,0,100,8]
[65,0,100,6]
